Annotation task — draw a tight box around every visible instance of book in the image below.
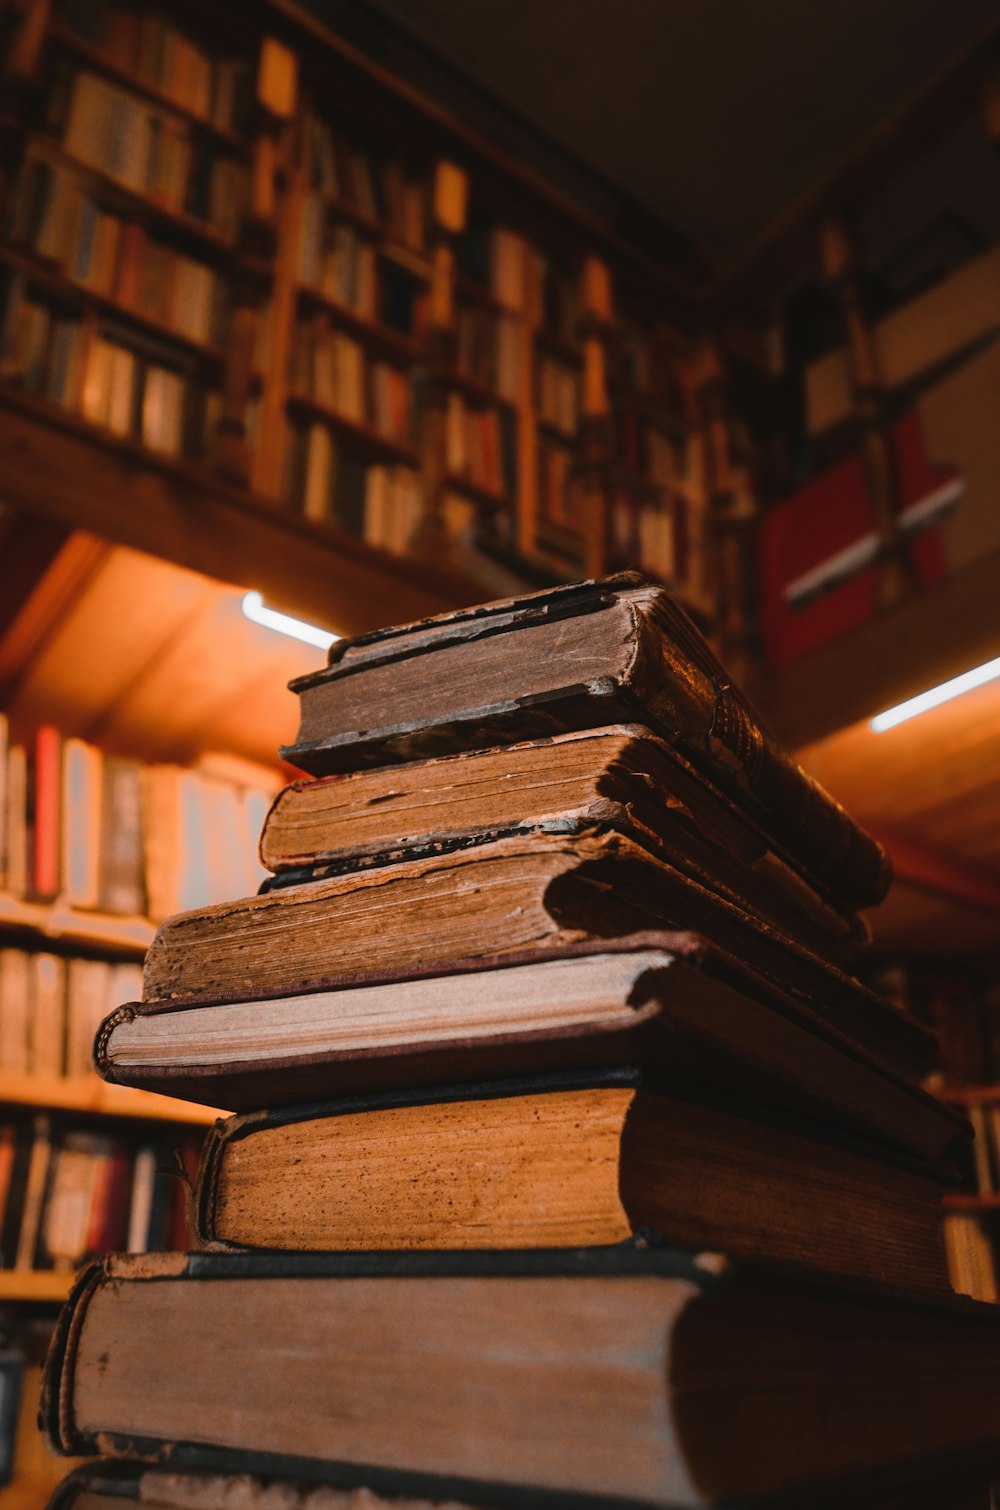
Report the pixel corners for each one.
[41,1248,1000,1508]
[282,575,890,910]
[134,833,931,1080]
[194,1071,954,1288]
[93,936,956,1164]
[45,1456,1000,1510]
[258,724,867,961]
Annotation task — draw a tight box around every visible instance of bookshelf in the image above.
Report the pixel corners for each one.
[0,0,726,638]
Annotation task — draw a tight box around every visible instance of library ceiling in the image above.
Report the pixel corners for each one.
[359,0,999,267]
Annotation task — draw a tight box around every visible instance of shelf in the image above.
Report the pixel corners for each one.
[943,1193,1000,1212]
[28,135,238,260]
[47,23,251,155]
[455,275,513,317]
[443,367,517,410]
[0,1271,73,1303]
[934,1082,1000,1106]
[0,893,152,956]
[381,239,432,281]
[443,472,510,511]
[0,389,485,635]
[0,246,226,368]
[537,416,579,445]
[0,1072,222,1125]
[286,391,418,466]
[535,325,582,365]
[295,285,421,361]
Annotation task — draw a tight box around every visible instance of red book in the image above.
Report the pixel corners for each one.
[758,412,958,670]
[33,725,62,899]
[114,222,146,309]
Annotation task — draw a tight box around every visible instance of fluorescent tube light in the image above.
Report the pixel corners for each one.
[871,653,1000,732]
[241,591,339,650]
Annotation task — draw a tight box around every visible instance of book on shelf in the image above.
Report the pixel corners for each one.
[47,62,250,237]
[282,574,890,909]
[0,277,219,460]
[536,351,579,436]
[444,393,517,500]
[55,0,254,134]
[290,314,414,446]
[0,947,142,1078]
[943,1209,999,1303]
[302,111,428,253]
[0,1114,198,1275]
[7,160,228,347]
[0,724,274,921]
[454,299,520,400]
[42,1248,1000,1509]
[280,418,421,551]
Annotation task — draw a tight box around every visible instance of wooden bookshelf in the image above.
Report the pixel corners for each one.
[0,894,152,956]
[0,1271,73,1303]
[46,23,252,155]
[0,1073,221,1126]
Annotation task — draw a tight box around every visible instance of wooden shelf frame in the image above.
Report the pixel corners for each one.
[0,1270,73,1303]
[0,389,486,634]
[0,1072,223,1126]
[0,892,152,957]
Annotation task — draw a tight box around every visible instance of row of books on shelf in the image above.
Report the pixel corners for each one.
[0,949,142,1081]
[0,720,273,922]
[8,161,226,347]
[539,259,581,343]
[0,1115,199,1273]
[57,0,253,134]
[943,1209,999,1304]
[298,242,428,350]
[615,407,681,485]
[51,64,248,235]
[0,279,216,457]
[303,113,428,252]
[281,420,422,553]
[290,319,414,446]
[608,487,708,596]
[613,318,687,413]
[459,219,532,313]
[454,301,521,400]
[445,392,517,500]
[536,352,579,437]
[966,1100,1000,1196]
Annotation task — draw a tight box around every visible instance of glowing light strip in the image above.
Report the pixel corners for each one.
[871,654,1000,732]
[241,591,339,650]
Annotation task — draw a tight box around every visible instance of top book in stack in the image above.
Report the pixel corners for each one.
[281,572,890,912]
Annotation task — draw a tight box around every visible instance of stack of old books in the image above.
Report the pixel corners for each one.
[42,577,1000,1510]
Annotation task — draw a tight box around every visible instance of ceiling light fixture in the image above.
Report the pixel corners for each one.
[241,591,339,651]
[870,652,1000,732]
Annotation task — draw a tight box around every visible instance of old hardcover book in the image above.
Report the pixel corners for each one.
[282,575,890,910]
[45,1458,1000,1510]
[136,833,932,1080]
[194,1072,954,1289]
[95,937,959,1165]
[261,724,866,961]
[42,1250,1000,1509]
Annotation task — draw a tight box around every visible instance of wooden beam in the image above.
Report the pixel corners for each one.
[750,546,1000,747]
[869,828,1000,917]
[0,395,487,637]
